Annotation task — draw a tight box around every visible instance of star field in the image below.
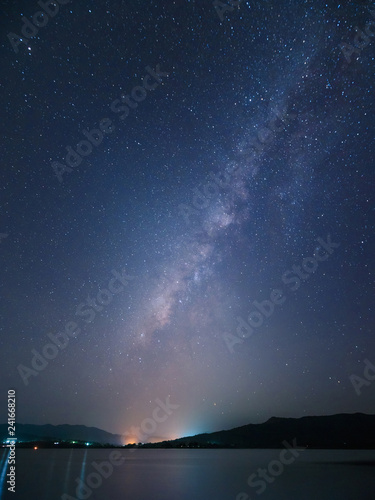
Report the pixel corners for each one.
[1,0,374,440]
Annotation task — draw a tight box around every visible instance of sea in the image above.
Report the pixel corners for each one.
[1,448,374,500]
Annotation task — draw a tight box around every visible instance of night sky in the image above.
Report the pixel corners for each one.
[1,0,375,443]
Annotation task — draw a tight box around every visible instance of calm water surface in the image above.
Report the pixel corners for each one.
[1,448,374,500]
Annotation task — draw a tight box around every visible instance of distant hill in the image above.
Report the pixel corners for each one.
[2,413,375,448]
[0,423,123,446]
[146,413,375,449]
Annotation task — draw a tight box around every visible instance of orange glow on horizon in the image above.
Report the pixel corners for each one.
[122,434,181,446]
[122,437,138,446]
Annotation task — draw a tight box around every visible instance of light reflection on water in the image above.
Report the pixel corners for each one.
[0,449,11,500]
[43,450,58,500]
[63,449,74,493]
[79,450,88,485]
[4,449,375,500]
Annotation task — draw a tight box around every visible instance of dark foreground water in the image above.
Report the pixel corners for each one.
[1,448,374,500]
